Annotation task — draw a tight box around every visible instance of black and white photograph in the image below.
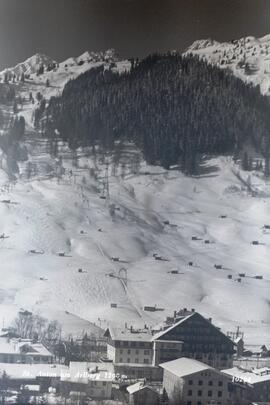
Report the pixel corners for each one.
[0,0,269,404]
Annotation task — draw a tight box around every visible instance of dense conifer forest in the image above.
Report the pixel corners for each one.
[43,54,270,174]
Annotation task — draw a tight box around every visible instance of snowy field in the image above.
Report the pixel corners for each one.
[0,149,270,345]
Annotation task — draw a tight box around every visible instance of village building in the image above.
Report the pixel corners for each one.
[222,366,270,403]
[233,342,270,370]
[105,326,155,365]
[126,381,160,405]
[153,309,234,370]
[160,357,237,405]
[243,344,270,358]
[104,309,234,380]
[0,337,54,364]
[104,326,163,380]
[60,361,115,400]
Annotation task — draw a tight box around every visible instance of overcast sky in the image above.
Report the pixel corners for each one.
[0,0,270,69]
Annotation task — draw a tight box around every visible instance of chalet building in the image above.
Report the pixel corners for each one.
[161,357,237,405]
[104,309,234,379]
[222,366,270,403]
[60,362,115,400]
[0,337,54,364]
[153,310,234,369]
[127,381,160,405]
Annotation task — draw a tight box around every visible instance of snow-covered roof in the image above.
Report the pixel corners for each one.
[113,362,157,368]
[24,384,40,391]
[106,327,152,342]
[222,367,270,385]
[127,381,157,394]
[160,357,216,378]
[0,337,53,357]
[21,342,53,357]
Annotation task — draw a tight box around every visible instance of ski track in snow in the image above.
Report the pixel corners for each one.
[0,152,269,344]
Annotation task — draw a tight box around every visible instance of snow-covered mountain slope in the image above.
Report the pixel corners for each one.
[0,50,130,131]
[1,53,57,77]
[185,34,270,95]
[1,49,119,77]
[1,141,270,344]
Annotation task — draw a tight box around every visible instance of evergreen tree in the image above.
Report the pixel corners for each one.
[43,54,270,175]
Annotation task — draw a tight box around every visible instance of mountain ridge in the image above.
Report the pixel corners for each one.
[1,48,119,78]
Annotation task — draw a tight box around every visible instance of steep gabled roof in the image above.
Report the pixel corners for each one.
[152,312,233,345]
[152,313,194,341]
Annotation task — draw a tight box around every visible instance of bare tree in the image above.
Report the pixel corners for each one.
[13,312,61,342]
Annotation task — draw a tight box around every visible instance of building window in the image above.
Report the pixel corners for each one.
[188,380,193,385]
[198,390,202,396]
[120,349,123,354]
[198,380,203,386]
[208,390,212,397]
[197,402,202,405]
[135,358,139,363]
[218,391,222,398]
[208,381,213,386]
[144,350,150,355]
[127,358,130,363]
[127,349,131,354]
[187,402,192,405]
[143,359,149,364]
[188,390,192,396]
[135,349,139,354]
[218,381,223,386]
[119,358,123,362]
[103,382,106,386]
